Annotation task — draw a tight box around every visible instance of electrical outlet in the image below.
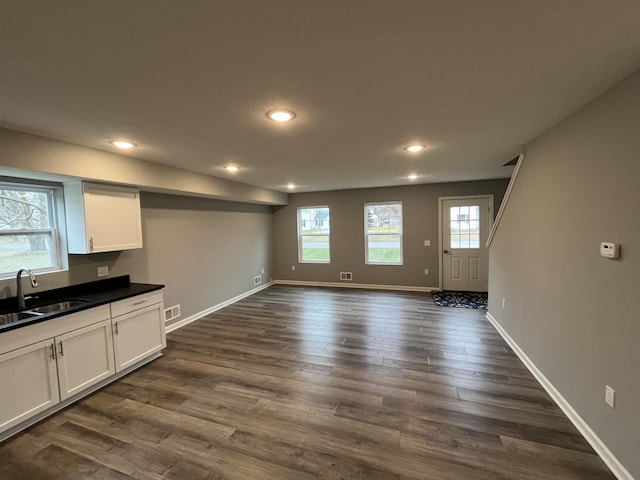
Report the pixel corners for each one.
[424,268,429,275]
[502,298,506,309]
[424,240,431,246]
[605,385,615,408]
[292,265,296,271]
[97,266,109,277]
[261,268,265,274]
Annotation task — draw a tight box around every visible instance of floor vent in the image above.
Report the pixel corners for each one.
[254,275,262,286]
[339,272,353,281]
[164,304,181,322]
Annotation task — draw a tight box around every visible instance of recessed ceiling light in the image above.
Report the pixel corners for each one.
[266,109,296,122]
[408,174,418,180]
[404,144,425,153]
[110,140,136,149]
[287,183,295,189]
[224,165,239,172]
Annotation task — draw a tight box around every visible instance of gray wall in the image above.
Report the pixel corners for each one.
[0,192,273,322]
[488,70,640,477]
[124,193,273,321]
[273,180,509,288]
[0,127,287,205]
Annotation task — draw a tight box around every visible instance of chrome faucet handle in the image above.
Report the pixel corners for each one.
[26,268,39,287]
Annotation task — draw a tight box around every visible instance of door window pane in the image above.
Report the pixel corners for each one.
[449,205,480,249]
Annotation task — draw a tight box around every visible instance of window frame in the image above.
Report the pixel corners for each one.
[0,179,67,279]
[364,201,403,265]
[297,205,331,264]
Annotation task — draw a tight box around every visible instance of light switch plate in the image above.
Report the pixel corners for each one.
[605,385,615,408]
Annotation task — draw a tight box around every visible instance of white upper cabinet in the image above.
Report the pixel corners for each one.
[65,182,143,254]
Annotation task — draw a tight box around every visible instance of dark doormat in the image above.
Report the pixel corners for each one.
[431,290,488,309]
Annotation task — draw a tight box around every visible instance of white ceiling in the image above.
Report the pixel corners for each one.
[1,1,639,193]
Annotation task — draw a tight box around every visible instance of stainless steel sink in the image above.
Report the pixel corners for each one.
[0,311,39,325]
[0,298,91,328]
[27,299,89,314]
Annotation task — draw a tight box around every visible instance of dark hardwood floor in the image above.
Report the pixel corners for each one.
[0,285,616,479]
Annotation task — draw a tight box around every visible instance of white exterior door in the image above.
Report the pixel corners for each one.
[441,196,492,292]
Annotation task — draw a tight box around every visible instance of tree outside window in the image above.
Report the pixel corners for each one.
[0,183,61,277]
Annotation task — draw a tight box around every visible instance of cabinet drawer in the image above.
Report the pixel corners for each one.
[111,291,163,318]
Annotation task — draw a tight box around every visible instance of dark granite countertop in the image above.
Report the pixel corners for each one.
[0,275,164,334]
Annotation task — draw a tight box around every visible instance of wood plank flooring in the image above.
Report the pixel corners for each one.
[0,285,616,479]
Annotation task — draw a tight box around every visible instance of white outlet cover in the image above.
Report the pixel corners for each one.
[97,266,109,277]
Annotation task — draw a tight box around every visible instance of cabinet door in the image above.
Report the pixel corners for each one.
[56,319,116,401]
[0,340,60,432]
[83,183,143,252]
[113,302,165,372]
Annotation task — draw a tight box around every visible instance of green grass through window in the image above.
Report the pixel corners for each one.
[302,248,330,262]
[368,248,401,263]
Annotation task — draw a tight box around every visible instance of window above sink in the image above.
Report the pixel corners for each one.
[0,179,68,279]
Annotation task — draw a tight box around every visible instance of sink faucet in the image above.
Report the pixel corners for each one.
[16,269,39,310]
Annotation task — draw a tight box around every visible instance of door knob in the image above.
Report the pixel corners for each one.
[444,249,450,254]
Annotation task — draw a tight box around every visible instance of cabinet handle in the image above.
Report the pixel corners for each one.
[89,237,94,252]
[114,322,119,335]
[133,300,147,306]
[58,341,64,357]
[49,344,56,360]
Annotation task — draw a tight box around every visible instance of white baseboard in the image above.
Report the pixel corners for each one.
[273,279,435,293]
[485,312,635,480]
[165,282,273,333]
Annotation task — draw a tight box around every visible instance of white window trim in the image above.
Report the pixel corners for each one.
[297,205,330,264]
[0,179,68,280]
[364,201,403,266]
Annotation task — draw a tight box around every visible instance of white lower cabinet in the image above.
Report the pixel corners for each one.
[0,339,60,432]
[112,292,165,372]
[56,319,115,400]
[0,289,165,441]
